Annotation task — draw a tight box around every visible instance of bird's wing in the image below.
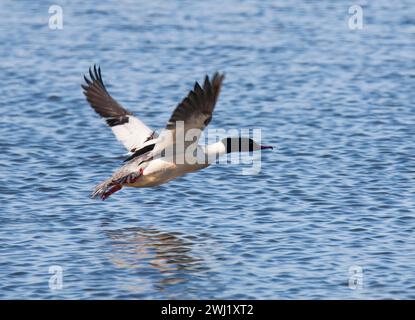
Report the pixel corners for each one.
[152,72,225,155]
[82,65,156,152]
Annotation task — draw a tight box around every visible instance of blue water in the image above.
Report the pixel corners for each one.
[0,0,414,299]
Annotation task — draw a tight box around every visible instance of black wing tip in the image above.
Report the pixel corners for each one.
[202,72,225,91]
[193,81,204,94]
[82,64,104,88]
[82,65,133,119]
[203,72,224,82]
[189,72,225,101]
[211,71,225,81]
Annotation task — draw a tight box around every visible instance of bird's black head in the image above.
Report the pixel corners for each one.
[222,137,273,153]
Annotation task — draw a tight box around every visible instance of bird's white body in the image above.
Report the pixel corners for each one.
[122,143,226,188]
[130,160,205,187]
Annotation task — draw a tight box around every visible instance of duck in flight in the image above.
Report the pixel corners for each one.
[82,65,273,200]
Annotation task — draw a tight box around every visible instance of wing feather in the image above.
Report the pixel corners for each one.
[82,65,155,152]
[153,73,224,155]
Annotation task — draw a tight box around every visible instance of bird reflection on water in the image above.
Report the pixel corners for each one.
[105,227,203,293]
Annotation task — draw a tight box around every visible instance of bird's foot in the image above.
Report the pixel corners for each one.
[101,184,122,201]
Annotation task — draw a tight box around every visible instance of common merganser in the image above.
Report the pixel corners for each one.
[82,65,272,200]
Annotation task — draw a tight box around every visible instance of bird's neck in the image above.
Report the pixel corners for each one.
[203,141,227,161]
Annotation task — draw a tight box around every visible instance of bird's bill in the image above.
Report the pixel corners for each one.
[260,145,273,150]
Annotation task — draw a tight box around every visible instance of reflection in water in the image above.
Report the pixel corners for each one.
[105,227,203,294]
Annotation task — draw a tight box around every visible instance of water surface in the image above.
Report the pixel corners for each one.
[0,0,414,299]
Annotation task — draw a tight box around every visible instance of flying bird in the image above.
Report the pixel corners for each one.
[82,65,272,200]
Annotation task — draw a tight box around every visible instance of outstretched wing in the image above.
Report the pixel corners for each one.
[153,72,225,154]
[82,65,156,152]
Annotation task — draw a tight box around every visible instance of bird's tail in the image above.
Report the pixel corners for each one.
[90,178,122,200]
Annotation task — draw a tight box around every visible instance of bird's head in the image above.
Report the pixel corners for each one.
[221,137,273,153]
